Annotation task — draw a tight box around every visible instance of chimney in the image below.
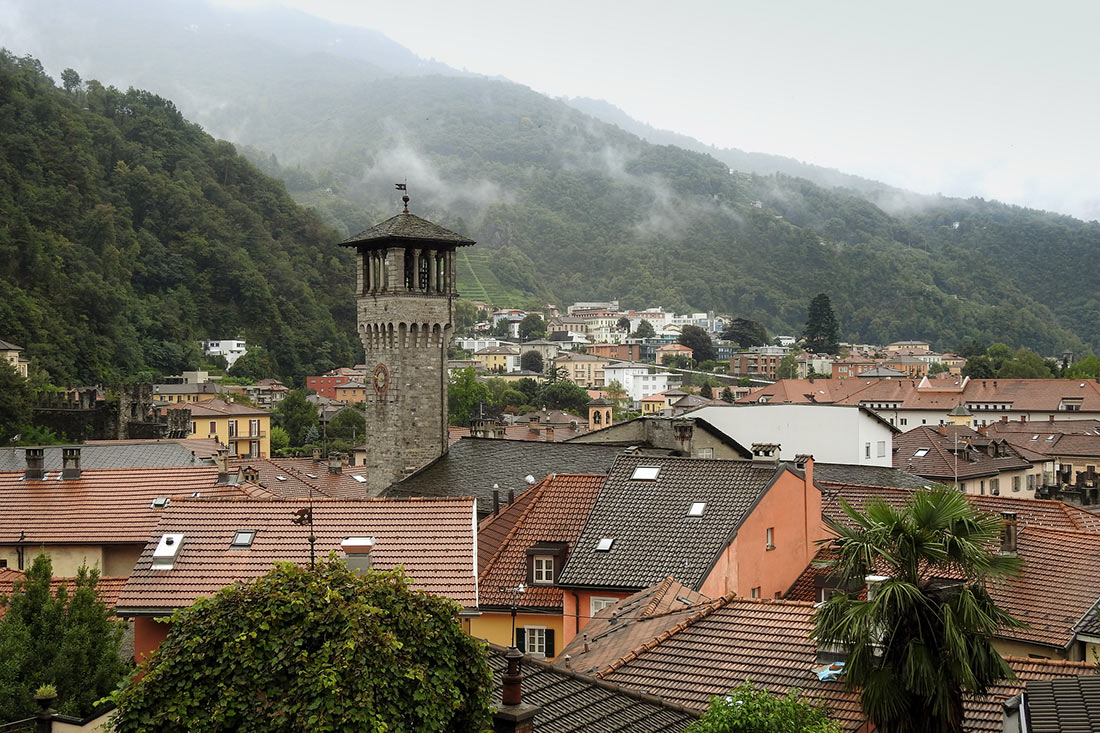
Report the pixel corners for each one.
[341,537,375,575]
[213,449,230,484]
[493,647,539,733]
[24,448,44,481]
[508,489,515,505]
[312,447,322,462]
[327,453,343,475]
[493,488,501,515]
[1000,512,1018,555]
[544,426,555,442]
[61,447,81,480]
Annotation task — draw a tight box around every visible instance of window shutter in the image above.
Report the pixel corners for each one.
[526,556,534,586]
[544,629,555,658]
[515,628,526,653]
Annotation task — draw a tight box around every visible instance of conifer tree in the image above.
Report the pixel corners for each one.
[803,293,840,354]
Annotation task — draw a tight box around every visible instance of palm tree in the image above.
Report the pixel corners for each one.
[812,486,1024,733]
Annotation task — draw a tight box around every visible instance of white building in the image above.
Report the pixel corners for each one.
[200,339,247,367]
[689,403,898,467]
[602,361,678,405]
[455,337,508,353]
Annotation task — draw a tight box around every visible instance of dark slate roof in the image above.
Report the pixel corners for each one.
[383,438,667,516]
[338,212,475,247]
[1025,675,1100,732]
[0,339,22,350]
[1077,602,1100,638]
[557,454,783,591]
[486,645,697,732]
[0,443,206,471]
[814,462,931,489]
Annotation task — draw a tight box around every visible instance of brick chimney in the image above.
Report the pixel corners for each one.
[327,453,343,475]
[544,426,555,442]
[493,647,539,733]
[24,448,44,481]
[213,449,230,485]
[61,447,81,480]
[341,537,374,575]
[1000,511,1018,555]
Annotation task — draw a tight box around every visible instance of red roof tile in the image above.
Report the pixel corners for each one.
[477,490,537,575]
[479,474,605,610]
[229,457,370,499]
[167,398,269,417]
[116,497,478,612]
[893,425,1032,480]
[0,466,250,545]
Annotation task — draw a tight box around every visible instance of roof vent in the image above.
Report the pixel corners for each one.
[687,502,706,517]
[151,533,184,569]
[596,538,615,551]
[151,497,170,509]
[631,466,661,480]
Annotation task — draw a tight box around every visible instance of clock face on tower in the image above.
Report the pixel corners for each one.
[372,362,390,396]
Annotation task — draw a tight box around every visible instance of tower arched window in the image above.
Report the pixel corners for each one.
[404,249,415,291]
[592,411,602,425]
[419,249,431,292]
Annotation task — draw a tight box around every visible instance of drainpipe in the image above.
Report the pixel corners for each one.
[571,591,582,635]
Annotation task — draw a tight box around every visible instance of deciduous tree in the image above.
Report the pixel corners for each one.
[634,319,656,339]
[0,361,31,446]
[678,325,715,362]
[448,367,491,426]
[688,680,841,733]
[109,560,493,732]
[274,389,318,447]
[521,350,543,373]
[518,313,546,341]
[722,318,769,348]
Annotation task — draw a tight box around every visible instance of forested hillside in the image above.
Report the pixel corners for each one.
[0,53,359,384]
[5,0,1100,363]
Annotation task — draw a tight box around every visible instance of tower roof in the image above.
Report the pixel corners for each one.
[339,211,475,247]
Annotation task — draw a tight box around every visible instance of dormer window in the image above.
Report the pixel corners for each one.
[231,530,256,548]
[532,556,554,584]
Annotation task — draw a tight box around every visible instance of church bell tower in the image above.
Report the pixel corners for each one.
[339,193,475,494]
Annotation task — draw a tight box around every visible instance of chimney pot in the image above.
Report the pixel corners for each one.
[24,448,44,481]
[341,536,375,575]
[61,447,81,480]
[508,489,515,505]
[493,489,500,515]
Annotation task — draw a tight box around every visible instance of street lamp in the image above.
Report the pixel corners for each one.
[500,583,527,648]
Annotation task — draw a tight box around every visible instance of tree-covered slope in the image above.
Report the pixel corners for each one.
[0,53,359,384]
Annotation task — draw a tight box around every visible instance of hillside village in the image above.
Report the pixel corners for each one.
[2,204,1099,731]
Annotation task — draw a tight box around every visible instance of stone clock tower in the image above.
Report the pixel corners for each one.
[339,196,475,495]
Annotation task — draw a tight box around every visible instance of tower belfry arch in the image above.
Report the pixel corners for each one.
[339,191,475,494]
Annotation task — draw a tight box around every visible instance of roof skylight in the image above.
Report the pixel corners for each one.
[631,466,661,480]
[231,530,256,548]
[913,448,929,457]
[687,502,706,517]
[352,474,367,483]
[596,538,614,551]
[275,475,287,481]
[305,473,318,479]
[150,497,170,509]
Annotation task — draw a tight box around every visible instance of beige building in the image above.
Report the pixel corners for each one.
[170,398,272,459]
[554,352,610,387]
[1,338,29,378]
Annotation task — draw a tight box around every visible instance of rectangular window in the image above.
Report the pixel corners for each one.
[1012,476,1021,492]
[697,447,714,459]
[766,527,775,550]
[520,626,551,657]
[990,478,999,494]
[191,421,197,435]
[900,418,907,426]
[532,556,554,584]
[876,441,886,458]
[250,440,260,458]
[250,418,261,437]
[750,587,761,599]
[209,421,217,436]
[590,597,619,616]
[865,443,871,459]
[228,420,238,438]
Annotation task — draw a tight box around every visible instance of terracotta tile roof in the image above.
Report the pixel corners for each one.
[479,474,605,610]
[478,490,537,575]
[557,455,783,591]
[116,497,478,613]
[486,644,698,731]
[1045,433,1100,458]
[0,466,251,545]
[0,442,208,471]
[0,570,126,618]
[384,438,667,518]
[558,578,713,674]
[229,458,370,500]
[821,484,1100,533]
[988,527,1100,648]
[167,397,269,417]
[592,593,1097,732]
[893,425,1032,480]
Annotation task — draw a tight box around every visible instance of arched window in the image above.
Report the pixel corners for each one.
[419,249,431,291]
[605,410,612,424]
[592,411,602,425]
[404,249,415,290]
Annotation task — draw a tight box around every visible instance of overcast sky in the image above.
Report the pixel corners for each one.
[213,0,1097,221]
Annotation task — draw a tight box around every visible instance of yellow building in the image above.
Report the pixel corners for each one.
[474,346,520,373]
[333,380,368,404]
[153,382,225,404]
[553,353,609,388]
[172,398,272,459]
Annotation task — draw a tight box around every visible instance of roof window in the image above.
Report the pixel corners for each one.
[150,497,170,509]
[305,473,318,479]
[631,466,661,480]
[231,530,256,548]
[687,502,706,517]
[1031,435,1039,440]
[275,475,287,481]
[596,538,615,551]
[352,474,367,483]
[913,448,929,458]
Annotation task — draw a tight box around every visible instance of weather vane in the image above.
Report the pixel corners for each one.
[292,487,317,568]
[395,181,409,213]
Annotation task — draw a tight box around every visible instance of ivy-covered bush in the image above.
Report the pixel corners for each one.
[687,681,841,733]
[110,559,492,732]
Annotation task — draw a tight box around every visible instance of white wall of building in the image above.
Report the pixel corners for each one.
[201,339,247,366]
[690,403,896,466]
[603,363,676,404]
